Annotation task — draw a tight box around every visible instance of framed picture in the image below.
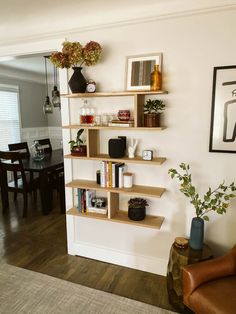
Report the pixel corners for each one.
[125,53,162,91]
[209,65,236,153]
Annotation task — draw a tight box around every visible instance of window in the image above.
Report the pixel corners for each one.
[0,84,21,151]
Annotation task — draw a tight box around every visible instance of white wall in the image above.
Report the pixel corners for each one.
[63,8,236,274]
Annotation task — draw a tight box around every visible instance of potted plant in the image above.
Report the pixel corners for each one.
[128,198,149,221]
[69,129,87,156]
[168,163,236,250]
[50,41,102,93]
[143,98,165,127]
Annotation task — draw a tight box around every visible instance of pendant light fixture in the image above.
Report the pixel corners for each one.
[51,64,61,109]
[43,56,53,114]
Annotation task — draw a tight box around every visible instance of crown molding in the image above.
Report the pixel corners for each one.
[0,2,236,47]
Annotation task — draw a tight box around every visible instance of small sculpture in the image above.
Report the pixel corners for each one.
[128,139,138,158]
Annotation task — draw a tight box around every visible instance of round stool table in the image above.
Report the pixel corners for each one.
[167,242,213,312]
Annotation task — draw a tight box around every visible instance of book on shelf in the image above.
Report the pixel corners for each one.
[77,189,107,214]
[100,161,127,188]
[110,119,134,124]
[108,122,134,127]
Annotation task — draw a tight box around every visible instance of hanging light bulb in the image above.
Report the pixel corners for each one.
[43,56,53,114]
[52,63,61,109]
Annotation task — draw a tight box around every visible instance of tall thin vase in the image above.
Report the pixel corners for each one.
[68,67,87,93]
[150,64,162,91]
[189,217,204,250]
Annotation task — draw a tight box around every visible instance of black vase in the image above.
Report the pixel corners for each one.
[128,207,146,221]
[189,217,204,250]
[68,67,87,93]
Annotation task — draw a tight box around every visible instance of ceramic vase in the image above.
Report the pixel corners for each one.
[144,113,160,127]
[189,217,204,250]
[68,67,87,93]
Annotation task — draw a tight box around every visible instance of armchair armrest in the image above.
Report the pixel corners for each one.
[182,245,236,298]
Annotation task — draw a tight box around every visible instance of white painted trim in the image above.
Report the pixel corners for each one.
[0,2,235,47]
[69,240,168,276]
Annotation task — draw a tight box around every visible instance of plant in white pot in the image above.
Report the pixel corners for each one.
[143,98,165,127]
[168,163,236,250]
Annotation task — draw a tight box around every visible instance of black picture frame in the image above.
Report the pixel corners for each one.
[209,65,236,153]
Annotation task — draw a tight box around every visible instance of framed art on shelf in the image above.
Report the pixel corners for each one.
[209,65,236,153]
[125,53,162,91]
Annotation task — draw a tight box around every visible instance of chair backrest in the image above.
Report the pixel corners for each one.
[34,138,52,154]
[0,151,27,191]
[8,142,30,160]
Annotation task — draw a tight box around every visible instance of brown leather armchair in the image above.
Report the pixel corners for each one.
[182,245,236,314]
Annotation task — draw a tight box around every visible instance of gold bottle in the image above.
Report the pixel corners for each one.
[150,64,162,91]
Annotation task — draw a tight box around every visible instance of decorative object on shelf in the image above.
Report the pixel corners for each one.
[118,110,130,121]
[143,98,165,127]
[128,139,138,158]
[69,129,87,156]
[128,198,149,221]
[168,163,236,250]
[43,56,53,114]
[209,65,236,154]
[108,119,134,128]
[150,64,162,91]
[51,63,61,108]
[142,150,153,161]
[125,53,162,91]
[94,115,101,126]
[96,170,101,184]
[108,137,126,158]
[101,114,109,126]
[123,172,133,188]
[80,99,95,125]
[50,41,102,93]
[31,141,45,161]
[86,79,96,93]
[174,237,189,249]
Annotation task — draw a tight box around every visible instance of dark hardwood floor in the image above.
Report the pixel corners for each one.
[0,193,177,313]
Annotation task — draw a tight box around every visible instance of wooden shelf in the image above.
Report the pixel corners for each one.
[66,179,165,198]
[61,90,168,98]
[63,125,166,131]
[64,154,166,165]
[67,207,164,230]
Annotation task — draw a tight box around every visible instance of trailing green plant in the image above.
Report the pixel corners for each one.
[143,99,165,114]
[128,198,149,209]
[168,163,236,221]
[69,129,85,150]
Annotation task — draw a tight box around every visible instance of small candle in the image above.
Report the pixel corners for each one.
[123,172,133,188]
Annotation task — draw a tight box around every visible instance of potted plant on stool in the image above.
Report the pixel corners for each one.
[69,129,87,156]
[168,163,236,250]
[143,98,165,127]
[128,198,149,221]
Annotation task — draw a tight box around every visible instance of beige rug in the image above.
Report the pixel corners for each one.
[0,264,175,314]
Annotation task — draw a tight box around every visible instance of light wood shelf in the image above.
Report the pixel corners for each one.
[66,179,165,198]
[63,125,166,130]
[64,154,166,165]
[61,90,168,98]
[67,207,165,230]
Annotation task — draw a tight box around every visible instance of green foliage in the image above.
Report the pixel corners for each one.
[69,129,85,150]
[168,163,236,221]
[128,198,149,209]
[143,99,165,114]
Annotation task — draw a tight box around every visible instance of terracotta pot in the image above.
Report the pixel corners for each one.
[71,145,87,156]
[144,113,160,127]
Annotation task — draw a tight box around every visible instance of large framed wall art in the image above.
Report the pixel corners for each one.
[209,65,236,153]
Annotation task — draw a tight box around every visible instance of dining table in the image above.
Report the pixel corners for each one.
[22,149,64,215]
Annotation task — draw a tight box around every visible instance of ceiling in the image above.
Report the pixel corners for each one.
[0,0,235,44]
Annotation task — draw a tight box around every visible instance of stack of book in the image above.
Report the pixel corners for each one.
[77,189,108,214]
[108,119,134,127]
[100,161,128,188]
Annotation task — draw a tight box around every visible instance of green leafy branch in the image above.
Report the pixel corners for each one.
[168,163,236,221]
[143,99,165,114]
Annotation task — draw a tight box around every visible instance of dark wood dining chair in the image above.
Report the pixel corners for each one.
[0,151,33,217]
[34,138,52,154]
[8,141,38,199]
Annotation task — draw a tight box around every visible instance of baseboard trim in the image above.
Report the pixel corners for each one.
[70,241,168,276]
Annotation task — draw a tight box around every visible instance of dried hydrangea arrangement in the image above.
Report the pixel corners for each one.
[50,41,102,68]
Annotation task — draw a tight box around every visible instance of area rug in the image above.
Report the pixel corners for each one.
[0,264,175,314]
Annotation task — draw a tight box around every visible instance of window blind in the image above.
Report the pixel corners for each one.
[0,85,21,151]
